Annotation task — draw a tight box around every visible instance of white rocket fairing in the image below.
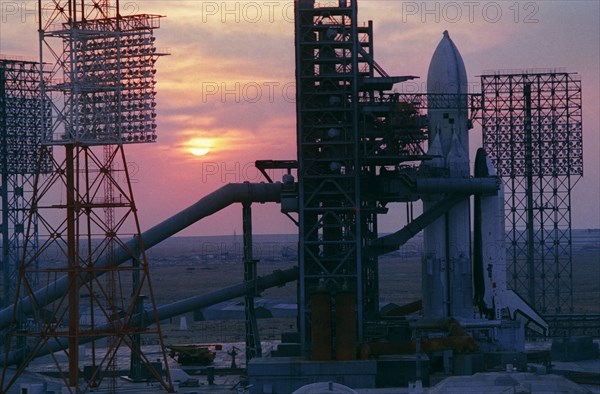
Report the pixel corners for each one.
[446,132,473,318]
[426,31,469,156]
[422,32,548,342]
[421,134,448,318]
[474,149,506,319]
[474,149,548,334]
[423,31,473,319]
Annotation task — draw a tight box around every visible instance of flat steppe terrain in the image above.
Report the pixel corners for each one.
[145,230,600,344]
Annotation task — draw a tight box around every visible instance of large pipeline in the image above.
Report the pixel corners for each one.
[152,267,298,323]
[0,182,283,331]
[3,266,299,367]
[369,193,468,256]
[371,178,499,256]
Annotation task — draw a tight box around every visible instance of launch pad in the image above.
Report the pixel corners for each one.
[0,0,593,393]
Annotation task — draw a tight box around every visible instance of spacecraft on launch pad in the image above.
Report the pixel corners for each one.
[423,30,547,334]
[422,30,473,320]
[0,0,587,392]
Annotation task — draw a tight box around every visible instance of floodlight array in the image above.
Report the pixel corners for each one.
[47,15,164,145]
[0,60,51,174]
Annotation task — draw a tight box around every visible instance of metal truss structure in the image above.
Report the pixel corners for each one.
[480,71,583,316]
[1,2,172,393]
[0,58,50,311]
[43,11,164,144]
[295,0,429,358]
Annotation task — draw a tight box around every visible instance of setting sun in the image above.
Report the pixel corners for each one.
[186,138,214,157]
[190,146,210,156]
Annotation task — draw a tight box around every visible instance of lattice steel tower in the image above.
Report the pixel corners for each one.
[1,2,172,392]
[0,58,49,316]
[295,0,426,358]
[481,71,583,317]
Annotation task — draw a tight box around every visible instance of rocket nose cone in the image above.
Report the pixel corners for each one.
[474,148,491,177]
[427,31,468,95]
[475,148,499,177]
[425,133,445,168]
[447,131,469,176]
[448,131,466,158]
[474,148,488,177]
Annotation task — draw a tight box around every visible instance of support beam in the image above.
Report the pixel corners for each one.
[243,202,262,362]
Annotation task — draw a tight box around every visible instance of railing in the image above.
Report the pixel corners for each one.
[529,314,600,337]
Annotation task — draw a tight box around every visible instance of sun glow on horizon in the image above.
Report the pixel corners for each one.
[186,138,215,157]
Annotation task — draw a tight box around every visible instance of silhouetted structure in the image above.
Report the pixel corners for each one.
[481,71,583,316]
[0,2,172,393]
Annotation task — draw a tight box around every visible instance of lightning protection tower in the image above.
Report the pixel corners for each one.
[481,71,583,322]
[0,57,50,330]
[1,1,172,393]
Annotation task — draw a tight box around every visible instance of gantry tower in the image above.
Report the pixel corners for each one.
[1,1,172,392]
[295,0,427,358]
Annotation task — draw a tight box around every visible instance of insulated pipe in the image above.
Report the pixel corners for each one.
[151,267,298,323]
[3,266,299,366]
[0,182,283,331]
[369,193,467,256]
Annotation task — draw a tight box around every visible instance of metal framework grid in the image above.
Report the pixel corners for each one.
[1,2,172,393]
[46,13,163,144]
[296,0,366,358]
[0,58,50,310]
[481,72,583,316]
[295,0,428,357]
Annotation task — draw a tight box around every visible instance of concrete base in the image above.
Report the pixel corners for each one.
[483,351,527,371]
[271,343,302,357]
[551,336,600,361]
[428,372,592,394]
[376,354,430,387]
[272,331,302,357]
[248,357,377,394]
[467,319,524,353]
[453,353,484,375]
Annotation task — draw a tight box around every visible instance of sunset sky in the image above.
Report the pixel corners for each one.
[0,1,599,236]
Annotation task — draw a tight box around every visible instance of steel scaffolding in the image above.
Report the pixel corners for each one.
[481,71,583,316]
[0,58,50,311]
[1,2,172,393]
[295,0,427,358]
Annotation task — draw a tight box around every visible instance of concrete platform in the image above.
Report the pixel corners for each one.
[5,368,597,394]
[248,357,377,394]
[428,372,593,394]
